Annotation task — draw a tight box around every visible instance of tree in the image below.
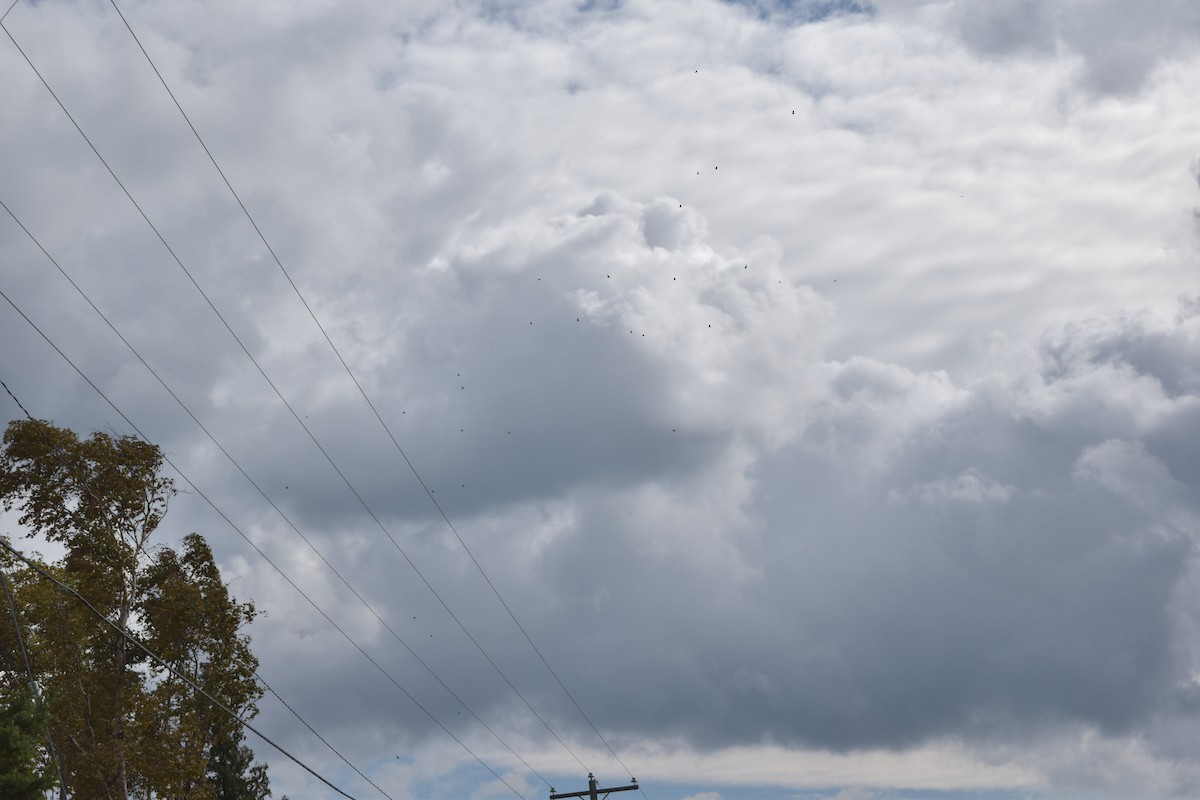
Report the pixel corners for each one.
[206,725,271,800]
[133,534,267,800]
[0,684,55,800]
[1,419,271,800]
[2,419,168,798]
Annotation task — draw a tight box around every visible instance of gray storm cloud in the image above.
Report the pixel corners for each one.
[233,194,1200,776]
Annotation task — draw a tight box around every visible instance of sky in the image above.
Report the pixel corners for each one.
[2,0,1200,798]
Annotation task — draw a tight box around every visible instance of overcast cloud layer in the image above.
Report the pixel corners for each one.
[3,1,1200,798]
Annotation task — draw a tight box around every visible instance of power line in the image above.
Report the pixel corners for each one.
[103,0,640,783]
[0,287,530,800]
[0,195,552,791]
[0,379,33,420]
[0,539,361,800]
[255,671,395,800]
[0,18,594,778]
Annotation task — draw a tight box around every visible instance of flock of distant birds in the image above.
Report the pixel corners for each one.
[418,76,845,496]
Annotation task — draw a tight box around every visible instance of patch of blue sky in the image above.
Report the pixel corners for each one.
[650,786,1044,800]
[578,0,622,13]
[722,0,875,24]
[405,759,536,800]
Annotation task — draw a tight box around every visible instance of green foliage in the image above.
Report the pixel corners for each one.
[132,534,266,800]
[0,685,55,800]
[0,419,173,585]
[206,726,271,800]
[1,419,271,800]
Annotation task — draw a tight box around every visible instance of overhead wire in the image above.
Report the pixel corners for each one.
[0,378,33,420]
[0,195,552,791]
[0,286,531,800]
[103,0,642,785]
[254,671,395,800]
[0,538,360,800]
[0,13,596,779]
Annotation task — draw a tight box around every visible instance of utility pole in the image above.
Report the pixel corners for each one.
[550,773,638,800]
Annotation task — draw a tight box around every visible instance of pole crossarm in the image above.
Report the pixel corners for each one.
[550,774,638,800]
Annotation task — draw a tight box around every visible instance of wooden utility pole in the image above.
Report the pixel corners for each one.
[550,773,638,800]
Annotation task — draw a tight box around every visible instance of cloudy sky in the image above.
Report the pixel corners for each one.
[3,0,1200,798]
